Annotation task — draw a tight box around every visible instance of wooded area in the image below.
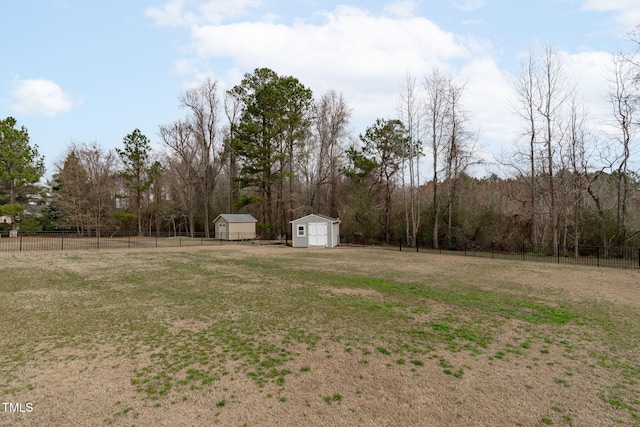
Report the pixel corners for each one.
[2,39,640,250]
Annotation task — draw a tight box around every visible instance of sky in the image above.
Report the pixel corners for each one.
[2,0,640,179]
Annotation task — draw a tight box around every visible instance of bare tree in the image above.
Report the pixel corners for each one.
[607,53,637,245]
[159,120,200,236]
[311,90,351,216]
[423,68,451,249]
[223,92,242,214]
[179,77,222,238]
[624,24,640,89]
[511,52,542,244]
[397,72,422,247]
[443,78,479,241]
[82,143,117,236]
[562,95,591,255]
[537,45,571,253]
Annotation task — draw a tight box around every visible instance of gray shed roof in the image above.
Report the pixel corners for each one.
[214,214,257,223]
[290,214,340,223]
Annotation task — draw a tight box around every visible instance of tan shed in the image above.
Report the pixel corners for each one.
[213,214,257,240]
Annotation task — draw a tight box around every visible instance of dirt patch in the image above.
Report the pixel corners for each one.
[167,319,210,334]
[323,287,383,298]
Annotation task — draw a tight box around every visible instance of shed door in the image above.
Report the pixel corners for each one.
[217,222,228,240]
[308,222,327,246]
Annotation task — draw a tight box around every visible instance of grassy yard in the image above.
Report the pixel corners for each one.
[1,246,639,426]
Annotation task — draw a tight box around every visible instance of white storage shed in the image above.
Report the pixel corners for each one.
[290,214,340,248]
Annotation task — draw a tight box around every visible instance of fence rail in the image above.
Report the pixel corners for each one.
[0,231,284,252]
[2,231,638,270]
[341,234,640,270]
[434,241,640,270]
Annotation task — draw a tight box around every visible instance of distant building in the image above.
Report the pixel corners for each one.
[213,214,257,240]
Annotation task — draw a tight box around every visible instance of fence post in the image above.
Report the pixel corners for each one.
[464,241,467,257]
[399,237,402,252]
[638,248,640,269]
[597,246,600,267]
[416,238,419,253]
[557,245,560,264]
[522,243,525,261]
[61,231,64,251]
[19,234,23,252]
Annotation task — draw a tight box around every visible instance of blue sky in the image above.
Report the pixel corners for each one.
[2,0,640,178]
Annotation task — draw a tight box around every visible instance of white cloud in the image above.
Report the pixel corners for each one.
[197,0,263,24]
[565,50,615,123]
[564,51,613,102]
[384,0,419,18]
[148,1,505,142]
[581,0,640,32]
[173,58,200,75]
[190,6,469,83]
[447,0,485,12]
[183,4,476,128]
[457,49,617,161]
[581,0,639,13]
[9,79,79,117]
[145,0,187,27]
[148,0,620,165]
[459,57,514,148]
[146,0,263,27]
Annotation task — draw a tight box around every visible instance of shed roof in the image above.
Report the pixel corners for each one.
[290,214,340,224]
[214,214,257,223]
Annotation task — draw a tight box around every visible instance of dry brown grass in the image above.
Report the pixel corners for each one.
[1,245,639,426]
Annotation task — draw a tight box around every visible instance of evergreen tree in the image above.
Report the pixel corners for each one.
[116,129,160,236]
[227,68,313,234]
[0,117,45,231]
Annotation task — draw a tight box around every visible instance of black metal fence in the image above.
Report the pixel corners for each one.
[2,230,639,270]
[341,234,640,270]
[0,230,286,252]
[435,240,639,269]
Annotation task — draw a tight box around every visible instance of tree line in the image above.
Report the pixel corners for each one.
[2,38,640,249]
